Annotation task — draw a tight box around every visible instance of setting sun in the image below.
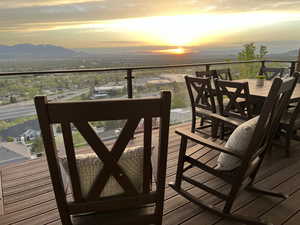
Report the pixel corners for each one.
[151,47,189,55]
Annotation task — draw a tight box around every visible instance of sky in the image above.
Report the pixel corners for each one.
[1,0,300,49]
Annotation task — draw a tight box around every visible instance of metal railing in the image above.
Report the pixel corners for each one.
[0,59,298,99]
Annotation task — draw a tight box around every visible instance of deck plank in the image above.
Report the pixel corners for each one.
[1,122,300,225]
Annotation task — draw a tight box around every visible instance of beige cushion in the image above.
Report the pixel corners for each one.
[216,116,259,171]
[60,146,145,198]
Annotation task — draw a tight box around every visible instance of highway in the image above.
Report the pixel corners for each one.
[0,89,89,120]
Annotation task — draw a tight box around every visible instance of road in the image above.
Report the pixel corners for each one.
[0,89,89,120]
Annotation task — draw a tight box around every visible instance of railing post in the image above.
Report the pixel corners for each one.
[290,62,296,76]
[297,48,300,72]
[259,60,265,75]
[205,64,210,72]
[125,69,134,99]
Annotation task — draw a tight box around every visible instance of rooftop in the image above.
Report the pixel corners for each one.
[1,122,300,225]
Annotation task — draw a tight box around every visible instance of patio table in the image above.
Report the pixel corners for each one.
[237,79,300,102]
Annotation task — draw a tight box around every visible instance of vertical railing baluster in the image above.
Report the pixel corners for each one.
[125,69,134,99]
[205,64,210,72]
[260,60,265,75]
[125,69,135,139]
[290,62,296,76]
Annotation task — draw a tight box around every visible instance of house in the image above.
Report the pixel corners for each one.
[0,119,40,142]
[17,129,40,142]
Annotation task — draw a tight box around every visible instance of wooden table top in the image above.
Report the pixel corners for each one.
[237,79,300,100]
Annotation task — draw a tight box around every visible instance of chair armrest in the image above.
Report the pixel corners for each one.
[210,113,243,127]
[175,128,242,159]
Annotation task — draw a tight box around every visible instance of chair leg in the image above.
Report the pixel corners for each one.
[211,119,219,139]
[172,137,188,189]
[220,123,225,140]
[200,117,204,126]
[285,132,291,157]
[191,115,196,133]
[223,185,241,213]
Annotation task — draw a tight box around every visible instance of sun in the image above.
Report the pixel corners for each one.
[152,47,189,55]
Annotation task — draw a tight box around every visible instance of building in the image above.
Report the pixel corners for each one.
[91,85,125,99]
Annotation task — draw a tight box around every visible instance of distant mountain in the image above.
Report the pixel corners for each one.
[0,44,86,59]
[267,49,298,60]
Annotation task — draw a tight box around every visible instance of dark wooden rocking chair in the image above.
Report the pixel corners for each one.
[276,72,300,156]
[169,77,296,225]
[34,91,171,225]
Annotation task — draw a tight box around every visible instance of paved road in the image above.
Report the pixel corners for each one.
[0,89,89,120]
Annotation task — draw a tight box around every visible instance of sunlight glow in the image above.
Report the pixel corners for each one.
[79,11,300,46]
[151,48,189,54]
[21,11,300,47]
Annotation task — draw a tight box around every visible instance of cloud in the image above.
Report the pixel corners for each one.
[1,0,300,47]
[0,0,105,9]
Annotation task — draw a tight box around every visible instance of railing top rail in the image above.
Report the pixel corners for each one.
[0,59,297,77]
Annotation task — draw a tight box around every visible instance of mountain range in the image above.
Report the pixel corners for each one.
[0,44,84,59]
[0,43,298,61]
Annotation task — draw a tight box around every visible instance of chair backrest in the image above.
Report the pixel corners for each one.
[240,76,298,175]
[259,67,286,80]
[34,91,171,225]
[195,69,232,81]
[281,72,300,127]
[195,71,211,78]
[214,68,232,81]
[195,71,210,78]
[214,80,252,120]
[185,76,217,113]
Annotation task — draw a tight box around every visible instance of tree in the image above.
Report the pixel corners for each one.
[258,45,268,59]
[238,43,256,61]
[9,95,17,103]
[31,136,44,155]
[237,43,268,78]
[6,136,14,142]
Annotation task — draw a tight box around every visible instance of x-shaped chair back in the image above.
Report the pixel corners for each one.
[215,79,252,120]
[35,91,171,225]
[213,68,232,81]
[185,76,217,113]
[195,71,211,78]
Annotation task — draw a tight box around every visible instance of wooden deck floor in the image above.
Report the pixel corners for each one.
[1,122,300,225]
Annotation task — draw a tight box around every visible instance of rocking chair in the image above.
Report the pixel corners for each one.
[170,76,296,225]
[35,91,171,225]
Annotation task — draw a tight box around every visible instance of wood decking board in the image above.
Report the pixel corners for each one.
[283,211,300,225]
[1,122,300,225]
[4,191,55,215]
[0,170,4,216]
